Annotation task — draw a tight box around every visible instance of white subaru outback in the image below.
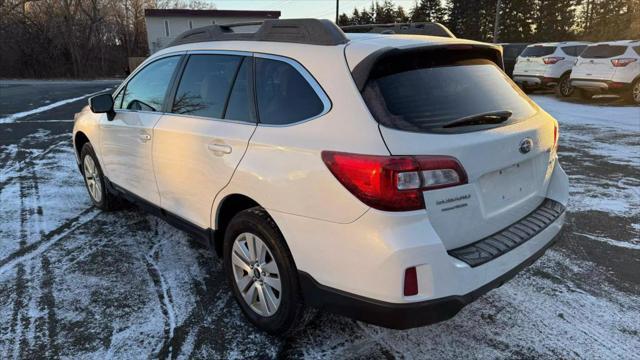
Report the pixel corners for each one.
[73,19,569,335]
[513,41,590,96]
[570,40,640,104]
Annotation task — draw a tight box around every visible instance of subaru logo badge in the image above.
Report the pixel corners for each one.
[519,138,533,154]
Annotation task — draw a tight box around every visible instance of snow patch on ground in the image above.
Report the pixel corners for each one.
[531,95,640,131]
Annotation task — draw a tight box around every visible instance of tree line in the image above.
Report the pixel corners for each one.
[339,0,639,43]
[0,0,211,78]
[0,0,638,78]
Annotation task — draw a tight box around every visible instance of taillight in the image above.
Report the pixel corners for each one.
[553,123,559,151]
[404,267,418,296]
[321,151,468,212]
[611,58,637,67]
[543,57,564,65]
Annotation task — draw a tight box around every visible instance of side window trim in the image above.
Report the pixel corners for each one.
[112,52,186,115]
[253,53,332,127]
[221,56,257,123]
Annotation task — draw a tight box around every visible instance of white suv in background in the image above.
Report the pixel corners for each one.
[513,42,590,96]
[72,19,569,335]
[571,40,640,104]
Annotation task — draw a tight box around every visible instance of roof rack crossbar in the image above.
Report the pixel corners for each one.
[341,22,455,38]
[168,18,349,48]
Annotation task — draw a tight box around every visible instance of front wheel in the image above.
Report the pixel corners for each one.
[223,207,312,336]
[556,74,574,97]
[80,142,120,211]
[629,80,640,105]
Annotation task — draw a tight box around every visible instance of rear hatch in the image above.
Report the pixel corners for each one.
[514,45,556,76]
[572,44,628,81]
[354,45,557,250]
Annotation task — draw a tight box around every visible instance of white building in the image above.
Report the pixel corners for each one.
[144,9,281,54]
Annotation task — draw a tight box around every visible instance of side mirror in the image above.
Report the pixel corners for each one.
[89,93,115,120]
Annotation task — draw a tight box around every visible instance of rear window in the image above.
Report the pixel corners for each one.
[362,55,536,133]
[520,46,556,57]
[581,45,627,58]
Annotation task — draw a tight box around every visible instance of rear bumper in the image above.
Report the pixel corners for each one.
[513,75,558,88]
[299,201,565,329]
[570,79,631,93]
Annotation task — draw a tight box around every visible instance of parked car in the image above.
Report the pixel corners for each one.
[73,19,569,335]
[571,40,640,104]
[499,43,530,77]
[513,42,590,96]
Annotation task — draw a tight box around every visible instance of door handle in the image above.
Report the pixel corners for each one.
[207,143,232,155]
[139,134,151,142]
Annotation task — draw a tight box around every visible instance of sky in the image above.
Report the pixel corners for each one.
[209,0,421,20]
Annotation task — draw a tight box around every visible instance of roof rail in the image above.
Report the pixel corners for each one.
[167,18,349,48]
[341,22,455,38]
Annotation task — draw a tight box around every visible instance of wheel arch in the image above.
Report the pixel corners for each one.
[74,131,90,158]
[212,193,262,257]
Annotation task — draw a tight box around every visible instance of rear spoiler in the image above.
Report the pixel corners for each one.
[351,43,503,92]
[341,22,455,38]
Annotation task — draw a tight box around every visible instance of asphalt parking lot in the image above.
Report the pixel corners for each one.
[0,80,638,359]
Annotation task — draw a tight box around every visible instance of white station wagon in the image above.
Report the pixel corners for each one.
[73,19,569,335]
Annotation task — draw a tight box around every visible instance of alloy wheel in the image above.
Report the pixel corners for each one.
[633,82,640,104]
[83,155,102,203]
[560,77,573,97]
[231,232,281,317]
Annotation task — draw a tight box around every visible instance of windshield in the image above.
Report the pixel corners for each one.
[581,45,627,58]
[362,58,536,133]
[520,46,556,57]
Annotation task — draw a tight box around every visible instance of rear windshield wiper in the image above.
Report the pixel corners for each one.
[441,110,513,129]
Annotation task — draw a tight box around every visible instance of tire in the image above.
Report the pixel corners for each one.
[223,207,313,336]
[80,142,120,211]
[556,74,574,97]
[628,79,640,105]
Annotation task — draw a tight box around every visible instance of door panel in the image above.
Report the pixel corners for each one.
[99,112,162,204]
[99,55,182,205]
[153,53,257,228]
[153,117,256,228]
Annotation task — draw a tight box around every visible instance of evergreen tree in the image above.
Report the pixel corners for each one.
[411,0,447,23]
[396,6,410,23]
[581,0,638,41]
[446,0,494,41]
[496,0,535,42]
[338,13,352,26]
[375,1,398,23]
[533,0,579,41]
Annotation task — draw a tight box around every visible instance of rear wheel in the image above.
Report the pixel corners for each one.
[80,142,120,211]
[556,74,574,97]
[630,80,640,105]
[223,207,312,336]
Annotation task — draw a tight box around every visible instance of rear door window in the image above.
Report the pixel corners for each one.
[362,56,536,133]
[581,45,627,58]
[633,46,640,56]
[255,58,325,125]
[172,54,243,119]
[520,46,556,57]
[120,56,180,111]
